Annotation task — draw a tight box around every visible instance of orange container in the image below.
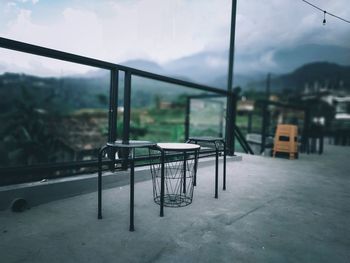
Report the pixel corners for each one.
[273,124,298,159]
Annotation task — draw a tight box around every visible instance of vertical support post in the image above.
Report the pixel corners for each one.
[304,108,310,154]
[319,126,324,154]
[98,146,107,220]
[108,69,119,143]
[223,140,226,190]
[266,73,271,100]
[226,90,236,156]
[184,97,190,141]
[107,69,119,170]
[227,0,237,93]
[123,71,131,144]
[183,152,187,194]
[129,156,135,232]
[219,101,224,138]
[122,71,132,169]
[215,146,219,199]
[193,146,198,187]
[98,149,103,219]
[260,102,267,154]
[247,112,252,133]
[226,0,237,156]
[160,151,165,217]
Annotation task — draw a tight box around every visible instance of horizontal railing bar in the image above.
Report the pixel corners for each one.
[0,37,229,96]
[127,68,229,95]
[0,148,222,175]
[0,159,112,174]
[0,37,116,70]
[187,94,226,99]
[255,99,307,111]
[0,149,225,186]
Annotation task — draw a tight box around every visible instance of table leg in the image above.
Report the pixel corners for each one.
[193,150,198,187]
[215,147,219,199]
[98,145,107,220]
[223,141,226,191]
[160,151,165,217]
[183,151,187,194]
[129,158,135,232]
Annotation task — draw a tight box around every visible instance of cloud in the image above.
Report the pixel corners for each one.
[0,0,349,77]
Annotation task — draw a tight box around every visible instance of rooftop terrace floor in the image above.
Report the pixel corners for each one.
[1,145,350,263]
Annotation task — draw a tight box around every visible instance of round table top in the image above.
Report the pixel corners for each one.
[157,143,200,151]
[106,140,156,148]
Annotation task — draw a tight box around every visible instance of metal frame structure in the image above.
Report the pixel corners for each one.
[186,137,226,198]
[0,37,237,183]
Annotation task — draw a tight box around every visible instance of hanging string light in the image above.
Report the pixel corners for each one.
[301,0,350,25]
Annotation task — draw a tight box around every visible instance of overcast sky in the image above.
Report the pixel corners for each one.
[0,0,349,76]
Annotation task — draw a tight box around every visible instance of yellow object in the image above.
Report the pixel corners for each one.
[273,124,298,160]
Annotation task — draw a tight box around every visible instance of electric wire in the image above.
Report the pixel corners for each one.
[301,0,350,24]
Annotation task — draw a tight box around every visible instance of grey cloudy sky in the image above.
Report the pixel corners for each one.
[0,0,349,76]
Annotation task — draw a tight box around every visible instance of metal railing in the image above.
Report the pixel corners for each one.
[0,37,236,185]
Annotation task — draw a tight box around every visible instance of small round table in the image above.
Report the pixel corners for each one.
[152,143,200,216]
[186,137,226,198]
[97,140,156,231]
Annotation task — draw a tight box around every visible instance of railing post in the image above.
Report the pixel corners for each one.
[121,71,132,169]
[260,101,267,154]
[226,89,236,156]
[108,69,119,143]
[247,112,252,133]
[184,97,190,141]
[303,107,311,154]
[123,71,132,143]
[219,101,224,138]
[107,69,119,170]
[226,0,237,156]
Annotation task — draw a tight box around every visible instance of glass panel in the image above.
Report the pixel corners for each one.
[129,76,210,143]
[189,96,226,138]
[0,48,110,169]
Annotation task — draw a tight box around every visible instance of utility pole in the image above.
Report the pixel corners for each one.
[261,73,271,154]
[226,0,237,155]
[266,73,271,100]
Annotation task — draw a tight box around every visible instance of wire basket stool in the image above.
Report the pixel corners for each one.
[149,143,200,207]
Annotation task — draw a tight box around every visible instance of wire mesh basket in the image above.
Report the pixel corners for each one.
[149,148,199,207]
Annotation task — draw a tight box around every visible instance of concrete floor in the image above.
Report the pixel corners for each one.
[1,145,350,263]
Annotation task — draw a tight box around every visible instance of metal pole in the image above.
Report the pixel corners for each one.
[183,152,187,194]
[266,73,271,100]
[108,69,119,143]
[260,102,267,154]
[219,101,224,137]
[223,140,226,190]
[226,89,235,155]
[160,151,165,217]
[226,0,237,156]
[227,0,237,93]
[129,157,135,232]
[247,112,252,133]
[184,97,190,141]
[107,69,119,170]
[122,71,132,169]
[123,71,132,143]
[215,146,219,199]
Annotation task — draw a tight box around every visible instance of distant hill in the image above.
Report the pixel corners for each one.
[273,44,350,73]
[1,61,349,114]
[245,62,350,93]
[116,44,350,90]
